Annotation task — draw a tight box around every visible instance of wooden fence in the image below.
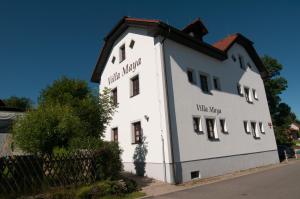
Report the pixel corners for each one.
[0,151,97,195]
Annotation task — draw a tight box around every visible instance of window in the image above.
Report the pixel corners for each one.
[193,117,203,133]
[238,55,245,69]
[119,44,126,62]
[244,121,250,133]
[232,54,236,62]
[200,74,209,93]
[259,122,265,133]
[112,128,118,142]
[244,87,253,103]
[251,121,260,138]
[206,118,218,140]
[237,84,243,95]
[129,40,135,48]
[111,56,116,64]
[191,171,200,179]
[112,88,118,106]
[213,77,221,90]
[131,75,139,97]
[132,121,142,144]
[187,70,195,84]
[220,119,228,133]
[253,89,258,100]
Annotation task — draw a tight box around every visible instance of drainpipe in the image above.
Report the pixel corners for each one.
[160,27,178,184]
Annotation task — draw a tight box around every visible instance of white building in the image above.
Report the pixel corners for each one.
[91,17,279,184]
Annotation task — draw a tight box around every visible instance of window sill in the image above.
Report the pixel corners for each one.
[194,130,204,134]
[130,93,140,98]
[119,59,125,64]
[208,138,220,142]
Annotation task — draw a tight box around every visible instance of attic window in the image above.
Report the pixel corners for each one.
[129,40,135,49]
[231,55,236,62]
[119,44,126,63]
[111,56,116,64]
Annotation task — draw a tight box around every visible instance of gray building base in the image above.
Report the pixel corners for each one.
[123,150,279,184]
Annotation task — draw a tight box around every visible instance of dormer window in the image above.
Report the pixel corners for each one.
[232,55,236,62]
[119,44,126,62]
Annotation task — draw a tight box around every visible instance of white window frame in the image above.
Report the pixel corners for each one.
[253,89,258,100]
[187,68,196,84]
[131,120,142,144]
[244,86,253,103]
[237,83,244,96]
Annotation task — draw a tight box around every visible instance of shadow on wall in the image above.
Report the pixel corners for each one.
[133,136,148,176]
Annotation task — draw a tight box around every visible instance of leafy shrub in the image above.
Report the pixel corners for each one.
[94,142,123,180]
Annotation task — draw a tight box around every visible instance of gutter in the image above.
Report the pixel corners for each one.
[159,27,178,184]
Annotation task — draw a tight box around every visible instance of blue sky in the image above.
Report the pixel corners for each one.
[0,0,299,118]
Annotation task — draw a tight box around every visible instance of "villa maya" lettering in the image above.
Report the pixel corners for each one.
[196,104,221,115]
[108,58,142,85]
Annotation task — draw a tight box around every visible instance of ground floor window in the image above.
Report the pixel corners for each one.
[132,121,142,144]
[112,127,118,142]
[251,121,260,138]
[191,171,200,179]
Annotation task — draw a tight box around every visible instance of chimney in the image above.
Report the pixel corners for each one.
[182,18,208,41]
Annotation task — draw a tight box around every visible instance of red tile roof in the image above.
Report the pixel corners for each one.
[213,34,239,52]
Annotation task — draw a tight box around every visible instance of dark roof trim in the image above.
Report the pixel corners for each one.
[213,33,267,77]
[91,17,267,83]
[0,107,24,112]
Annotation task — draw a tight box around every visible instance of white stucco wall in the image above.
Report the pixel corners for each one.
[99,28,172,181]
[164,39,277,162]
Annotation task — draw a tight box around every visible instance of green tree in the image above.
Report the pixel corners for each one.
[12,77,116,154]
[262,55,296,145]
[3,96,33,111]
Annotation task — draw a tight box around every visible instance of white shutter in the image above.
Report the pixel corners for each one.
[248,89,253,102]
[255,123,260,138]
[246,122,250,133]
[253,89,258,99]
[239,84,244,95]
[260,122,265,133]
[213,119,219,139]
[199,117,203,132]
[224,120,228,132]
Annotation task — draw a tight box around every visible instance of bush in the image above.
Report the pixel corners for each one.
[75,179,138,199]
[94,142,123,180]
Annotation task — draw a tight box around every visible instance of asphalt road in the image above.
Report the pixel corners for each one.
[151,161,300,199]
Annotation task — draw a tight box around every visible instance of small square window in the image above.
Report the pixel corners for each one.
[129,40,135,48]
[187,70,195,84]
[213,77,221,91]
[200,74,209,93]
[111,56,116,64]
[191,171,200,179]
[119,44,126,62]
[131,75,139,97]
